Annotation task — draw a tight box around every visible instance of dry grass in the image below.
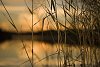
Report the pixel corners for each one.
[0,0,100,67]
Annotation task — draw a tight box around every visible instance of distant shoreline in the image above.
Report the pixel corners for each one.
[0,29,100,47]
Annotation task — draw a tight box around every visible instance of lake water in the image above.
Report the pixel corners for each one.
[0,40,100,67]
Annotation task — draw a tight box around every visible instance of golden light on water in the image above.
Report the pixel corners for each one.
[0,0,100,67]
[1,40,98,67]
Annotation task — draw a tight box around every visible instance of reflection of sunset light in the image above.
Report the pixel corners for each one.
[19,41,57,60]
[15,41,58,66]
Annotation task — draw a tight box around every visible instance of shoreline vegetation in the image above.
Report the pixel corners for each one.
[0,0,100,67]
[0,29,100,47]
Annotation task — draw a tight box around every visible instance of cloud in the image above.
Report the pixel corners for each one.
[0,0,45,6]
[0,6,26,11]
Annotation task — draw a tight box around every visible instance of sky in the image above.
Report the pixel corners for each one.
[0,0,82,32]
[0,0,46,32]
[0,0,72,32]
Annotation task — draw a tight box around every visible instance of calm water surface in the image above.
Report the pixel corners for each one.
[0,40,100,67]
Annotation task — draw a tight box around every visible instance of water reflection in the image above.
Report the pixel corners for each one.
[0,40,57,67]
[0,40,100,67]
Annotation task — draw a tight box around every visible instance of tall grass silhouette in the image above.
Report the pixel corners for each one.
[0,0,33,66]
[0,0,100,67]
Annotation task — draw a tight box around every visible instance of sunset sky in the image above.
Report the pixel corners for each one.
[0,0,82,32]
[0,0,68,32]
[0,0,44,32]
